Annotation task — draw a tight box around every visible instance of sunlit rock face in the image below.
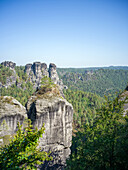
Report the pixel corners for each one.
[49,63,60,85]
[24,62,65,97]
[0,61,66,97]
[26,90,73,169]
[25,62,49,88]
[0,96,27,136]
[49,63,65,98]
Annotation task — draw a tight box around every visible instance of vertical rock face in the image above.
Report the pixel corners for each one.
[49,63,60,85]
[0,96,27,137]
[49,63,65,98]
[24,62,65,97]
[0,61,65,95]
[25,62,49,88]
[27,93,73,169]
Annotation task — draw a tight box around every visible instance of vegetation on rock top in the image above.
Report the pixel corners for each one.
[0,64,13,85]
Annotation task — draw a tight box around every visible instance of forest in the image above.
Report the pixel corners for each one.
[58,67,128,99]
[0,65,128,169]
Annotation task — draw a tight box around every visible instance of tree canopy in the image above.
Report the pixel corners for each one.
[67,97,128,170]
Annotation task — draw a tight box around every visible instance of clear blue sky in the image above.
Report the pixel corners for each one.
[0,0,128,67]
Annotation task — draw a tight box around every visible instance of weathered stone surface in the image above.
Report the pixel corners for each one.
[0,61,17,88]
[0,96,27,136]
[49,63,65,98]
[0,61,66,97]
[49,63,60,85]
[27,93,73,169]
[1,61,16,69]
[25,62,49,88]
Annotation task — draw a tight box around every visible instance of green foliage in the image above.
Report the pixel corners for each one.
[64,89,104,129]
[0,64,13,84]
[0,82,35,106]
[41,76,54,87]
[58,68,128,99]
[0,119,52,169]
[15,66,28,81]
[67,97,128,170]
[36,76,60,98]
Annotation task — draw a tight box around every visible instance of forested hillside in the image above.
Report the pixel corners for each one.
[0,65,34,106]
[0,64,13,84]
[1,64,128,169]
[66,96,128,169]
[58,68,128,98]
[64,89,104,129]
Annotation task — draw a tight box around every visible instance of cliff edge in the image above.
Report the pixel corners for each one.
[26,85,73,169]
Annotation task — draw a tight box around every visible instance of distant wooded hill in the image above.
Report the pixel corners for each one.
[57,67,128,98]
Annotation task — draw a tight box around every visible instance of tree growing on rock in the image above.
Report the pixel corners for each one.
[0,119,52,169]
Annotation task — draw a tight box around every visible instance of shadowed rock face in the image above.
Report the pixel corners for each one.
[27,93,73,169]
[0,96,27,136]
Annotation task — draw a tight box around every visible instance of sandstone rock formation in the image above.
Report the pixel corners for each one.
[0,61,72,169]
[0,61,66,95]
[24,62,64,90]
[49,63,65,98]
[0,61,17,88]
[1,61,16,69]
[0,96,27,137]
[24,62,65,97]
[26,86,73,169]
[25,62,49,88]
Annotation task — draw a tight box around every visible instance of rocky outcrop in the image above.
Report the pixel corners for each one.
[25,62,49,88]
[24,62,65,96]
[48,63,65,98]
[1,61,16,69]
[49,63,60,85]
[0,96,27,136]
[26,87,73,169]
[0,61,17,88]
[0,61,72,169]
[0,61,66,95]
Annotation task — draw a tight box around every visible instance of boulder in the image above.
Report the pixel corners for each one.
[0,96,27,136]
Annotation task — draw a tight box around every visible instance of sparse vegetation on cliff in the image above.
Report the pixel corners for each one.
[35,76,61,99]
[0,64,13,85]
[0,119,52,169]
[0,82,35,106]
